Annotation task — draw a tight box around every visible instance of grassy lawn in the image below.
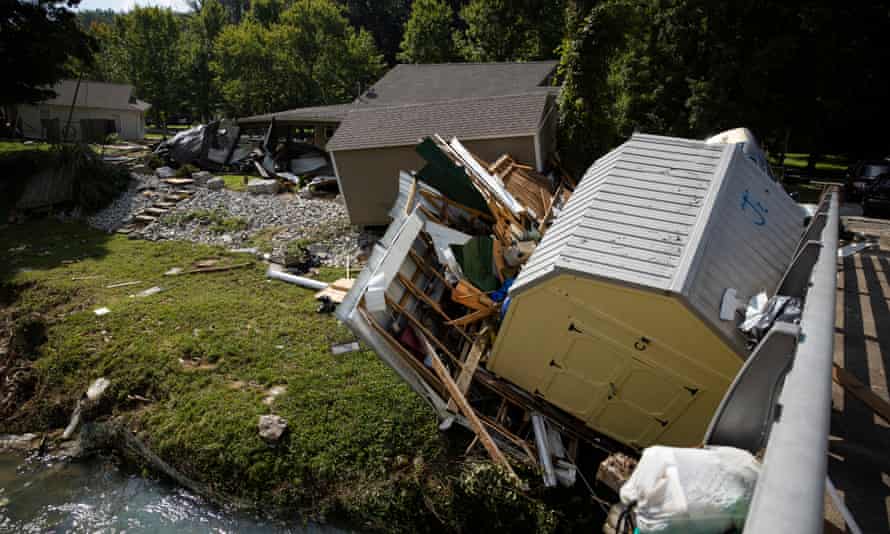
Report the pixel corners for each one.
[769,152,850,172]
[0,140,51,156]
[0,220,570,532]
[221,174,251,192]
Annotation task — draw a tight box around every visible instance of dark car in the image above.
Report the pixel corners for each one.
[845,160,890,201]
[862,173,890,217]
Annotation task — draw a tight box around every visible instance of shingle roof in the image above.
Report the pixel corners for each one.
[238,103,360,125]
[325,92,551,152]
[237,61,559,126]
[356,61,558,105]
[43,80,149,112]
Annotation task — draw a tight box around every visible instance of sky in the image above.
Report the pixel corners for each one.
[73,0,190,12]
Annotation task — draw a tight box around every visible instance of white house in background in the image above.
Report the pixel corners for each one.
[16,80,151,142]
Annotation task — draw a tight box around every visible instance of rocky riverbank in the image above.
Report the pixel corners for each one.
[86,172,375,267]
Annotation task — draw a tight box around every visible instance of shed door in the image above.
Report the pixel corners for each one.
[541,316,701,448]
[591,357,699,448]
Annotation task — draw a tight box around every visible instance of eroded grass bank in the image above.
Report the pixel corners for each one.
[0,220,597,533]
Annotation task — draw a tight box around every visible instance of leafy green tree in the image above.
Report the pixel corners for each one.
[75,21,128,84]
[558,1,890,173]
[397,0,456,63]
[337,0,412,63]
[213,19,286,116]
[117,6,184,126]
[456,0,564,62]
[0,0,95,107]
[247,0,287,25]
[181,0,229,120]
[213,0,384,116]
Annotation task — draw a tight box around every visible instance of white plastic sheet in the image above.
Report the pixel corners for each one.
[620,446,760,533]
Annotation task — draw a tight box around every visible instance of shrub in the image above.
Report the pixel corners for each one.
[54,143,131,212]
[145,154,164,169]
[176,163,199,178]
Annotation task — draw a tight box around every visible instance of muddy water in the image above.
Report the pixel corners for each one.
[0,453,348,533]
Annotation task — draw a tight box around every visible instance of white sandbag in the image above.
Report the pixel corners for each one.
[619,446,760,534]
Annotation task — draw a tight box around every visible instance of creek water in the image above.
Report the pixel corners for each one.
[0,452,348,533]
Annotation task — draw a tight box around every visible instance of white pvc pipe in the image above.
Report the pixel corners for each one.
[267,268,328,290]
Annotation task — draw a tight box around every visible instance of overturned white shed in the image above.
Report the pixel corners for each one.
[489,133,807,448]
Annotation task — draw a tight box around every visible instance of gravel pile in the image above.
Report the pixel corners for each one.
[86,173,159,232]
[86,173,373,267]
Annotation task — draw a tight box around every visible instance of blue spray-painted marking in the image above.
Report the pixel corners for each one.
[741,189,768,226]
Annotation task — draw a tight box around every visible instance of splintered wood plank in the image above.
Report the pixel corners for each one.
[385,294,462,368]
[833,363,890,424]
[162,178,195,185]
[419,330,518,482]
[447,330,488,413]
[446,307,495,327]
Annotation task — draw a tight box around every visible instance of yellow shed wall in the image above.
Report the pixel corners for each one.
[487,274,742,449]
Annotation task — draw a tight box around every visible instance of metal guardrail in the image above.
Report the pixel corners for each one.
[743,190,839,533]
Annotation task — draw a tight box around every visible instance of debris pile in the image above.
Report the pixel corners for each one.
[153,118,338,198]
[337,134,581,485]
[337,129,813,504]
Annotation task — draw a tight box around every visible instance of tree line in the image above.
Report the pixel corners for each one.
[4,0,889,173]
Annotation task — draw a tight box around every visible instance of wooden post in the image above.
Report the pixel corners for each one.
[418,331,519,482]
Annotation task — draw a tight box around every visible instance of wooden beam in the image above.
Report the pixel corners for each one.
[447,329,488,413]
[385,294,463,369]
[408,248,450,287]
[446,307,495,327]
[418,189,494,222]
[396,272,472,344]
[833,363,890,423]
[418,331,519,482]
[404,176,418,215]
[358,304,444,397]
[397,272,453,322]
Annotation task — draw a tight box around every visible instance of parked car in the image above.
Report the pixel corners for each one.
[845,160,890,200]
[862,173,890,217]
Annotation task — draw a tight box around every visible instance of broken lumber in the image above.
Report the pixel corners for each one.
[446,328,488,413]
[833,363,890,423]
[185,262,252,274]
[418,330,519,483]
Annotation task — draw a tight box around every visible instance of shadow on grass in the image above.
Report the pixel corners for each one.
[0,218,114,284]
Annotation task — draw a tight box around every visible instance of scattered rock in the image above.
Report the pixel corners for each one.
[206,177,225,190]
[86,172,374,267]
[192,171,213,186]
[86,377,111,402]
[262,385,286,406]
[0,433,40,452]
[258,414,288,442]
[247,179,279,195]
[156,166,176,179]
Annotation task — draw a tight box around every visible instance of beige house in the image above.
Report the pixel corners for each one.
[239,62,560,226]
[17,80,150,142]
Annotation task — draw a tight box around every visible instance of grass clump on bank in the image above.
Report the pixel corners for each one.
[0,220,591,533]
[166,208,248,234]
